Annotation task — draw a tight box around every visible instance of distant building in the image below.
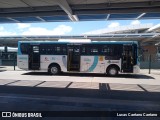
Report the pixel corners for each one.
[85,24,160,61]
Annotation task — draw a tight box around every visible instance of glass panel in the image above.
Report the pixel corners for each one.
[33,46,39,53]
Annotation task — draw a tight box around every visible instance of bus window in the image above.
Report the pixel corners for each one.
[33,46,39,53]
[91,48,98,53]
[62,46,67,54]
[40,45,53,54]
[55,46,61,52]
[102,48,108,53]
[102,46,114,56]
[74,48,79,53]
[54,46,61,54]
[88,45,100,55]
[82,47,85,53]
[20,43,29,54]
[81,46,86,55]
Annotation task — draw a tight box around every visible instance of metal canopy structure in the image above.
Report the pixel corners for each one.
[0,0,160,23]
[0,33,159,47]
[0,33,159,40]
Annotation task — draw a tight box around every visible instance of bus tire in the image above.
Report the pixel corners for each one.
[107,66,119,76]
[49,65,60,75]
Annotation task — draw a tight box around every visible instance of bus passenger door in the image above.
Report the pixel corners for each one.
[67,45,80,71]
[29,45,40,70]
[122,45,134,73]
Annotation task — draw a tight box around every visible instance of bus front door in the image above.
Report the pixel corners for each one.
[122,45,134,73]
[29,45,40,70]
[67,45,80,71]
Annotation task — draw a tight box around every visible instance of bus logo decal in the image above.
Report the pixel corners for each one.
[88,56,98,72]
[99,56,104,61]
[45,57,49,61]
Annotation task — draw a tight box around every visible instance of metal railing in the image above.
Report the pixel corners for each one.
[0,52,17,70]
[139,54,160,74]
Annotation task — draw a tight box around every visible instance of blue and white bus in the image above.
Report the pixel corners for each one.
[17,41,140,76]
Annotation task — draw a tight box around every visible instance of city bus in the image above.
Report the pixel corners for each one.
[17,41,140,76]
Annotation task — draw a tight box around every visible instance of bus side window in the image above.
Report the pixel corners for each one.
[90,46,99,55]
[81,45,90,55]
[55,45,63,55]
[81,46,86,55]
[41,48,45,54]
[102,46,113,56]
[62,46,67,55]
[91,48,98,54]
[57,47,61,52]
[82,47,85,53]
[41,45,54,54]
[47,45,52,54]
[102,47,108,54]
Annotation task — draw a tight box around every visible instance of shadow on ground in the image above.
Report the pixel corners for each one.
[0,83,160,102]
[0,84,160,120]
[22,72,155,79]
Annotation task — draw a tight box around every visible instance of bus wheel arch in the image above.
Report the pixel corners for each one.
[106,64,120,76]
[48,63,61,75]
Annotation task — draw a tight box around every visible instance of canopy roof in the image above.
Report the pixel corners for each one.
[0,0,160,23]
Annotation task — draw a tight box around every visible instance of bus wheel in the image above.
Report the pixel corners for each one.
[107,67,118,76]
[49,65,60,75]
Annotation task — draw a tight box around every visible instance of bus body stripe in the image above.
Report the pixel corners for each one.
[88,56,98,72]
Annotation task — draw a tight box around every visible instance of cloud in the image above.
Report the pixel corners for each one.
[17,23,31,29]
[130,20,141,25]
[22,25,72,35]
[0,26,4,31]
[108,22,120,28]
[0,31,17,36]
[83,22,121,34]
[0,26,17,36]
[0,24,72,36]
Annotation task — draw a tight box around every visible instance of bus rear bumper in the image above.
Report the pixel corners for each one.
[133,65,140,73]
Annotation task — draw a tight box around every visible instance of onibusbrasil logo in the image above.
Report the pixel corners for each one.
[2,112,42,118]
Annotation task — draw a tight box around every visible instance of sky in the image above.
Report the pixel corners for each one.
[0,19,159,36]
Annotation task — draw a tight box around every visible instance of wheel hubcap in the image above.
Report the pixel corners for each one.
[51,67,58,74]
[110,68,116,75]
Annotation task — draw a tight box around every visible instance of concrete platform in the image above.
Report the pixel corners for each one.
[0,70,160,92]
